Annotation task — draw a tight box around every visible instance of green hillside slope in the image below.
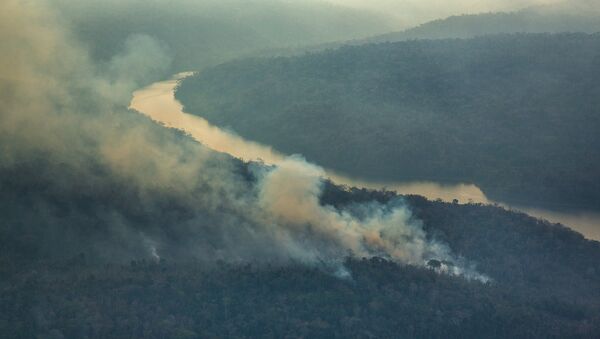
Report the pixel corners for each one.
[176,33,600,210]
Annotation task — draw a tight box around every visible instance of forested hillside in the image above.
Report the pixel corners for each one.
[2,112,600,337]
[3,157,600,337]
[176,33,600,210]
[5,1,600,337]
[3,256,600,338]
[368,8,600,43]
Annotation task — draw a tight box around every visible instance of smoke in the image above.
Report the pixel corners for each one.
[101,34,172,104]
[252,156,488,281]
[0,0,487,282]
[50,0,395,72]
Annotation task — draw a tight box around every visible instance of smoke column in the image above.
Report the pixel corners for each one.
[0,0,488,282]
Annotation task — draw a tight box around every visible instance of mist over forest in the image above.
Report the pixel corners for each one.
[177,33,600,210]
[1,0,600,338]
[51,0,395,74]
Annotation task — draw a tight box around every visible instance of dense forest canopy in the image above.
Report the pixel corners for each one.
[3,166,600,337]
[176,33,600,211]
[3,0,600,337]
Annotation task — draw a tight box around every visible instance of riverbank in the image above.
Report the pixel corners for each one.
[130,73,600,241]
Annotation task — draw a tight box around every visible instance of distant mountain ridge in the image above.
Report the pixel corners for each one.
[176,33,600,211]
[367,3,600,43]
[257,3,600,62]
[52,0,394,74]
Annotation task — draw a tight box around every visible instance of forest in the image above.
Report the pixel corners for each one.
[3,1,600,337]
[2,118,600,337]
[176,33,600,210]
[3,169,600,337]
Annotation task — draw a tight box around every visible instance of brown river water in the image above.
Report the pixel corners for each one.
[130,73,600,241]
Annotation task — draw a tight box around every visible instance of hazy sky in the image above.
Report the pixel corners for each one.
[326,0,562,27]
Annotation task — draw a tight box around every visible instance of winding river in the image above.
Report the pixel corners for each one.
[130,73,600,241]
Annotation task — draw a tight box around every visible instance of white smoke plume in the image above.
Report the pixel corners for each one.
[250,156,488,281]
[0,0,488,282]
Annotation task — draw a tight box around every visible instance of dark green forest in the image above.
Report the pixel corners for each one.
[176,33,600,210]
[2,116,600,337]
[4,254,600,338]
[4,2,600,337]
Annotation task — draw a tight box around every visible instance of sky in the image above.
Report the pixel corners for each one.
[326,0,563,27]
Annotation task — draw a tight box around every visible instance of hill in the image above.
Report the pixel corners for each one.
[3,165,600,337]
[4,2,600,336]
[176,33,600,210]
[368,2,600,43]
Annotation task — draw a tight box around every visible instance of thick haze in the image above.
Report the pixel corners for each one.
[50,0,395,73]
[328,0,584,27]
[0,0,487,280]
[2,0,595,278]
[5,1,600,337]
[45,0,598,74]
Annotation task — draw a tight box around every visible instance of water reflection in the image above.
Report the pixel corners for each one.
[130,73,600,241]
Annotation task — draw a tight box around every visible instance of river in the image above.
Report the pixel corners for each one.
[130,73,600,241]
